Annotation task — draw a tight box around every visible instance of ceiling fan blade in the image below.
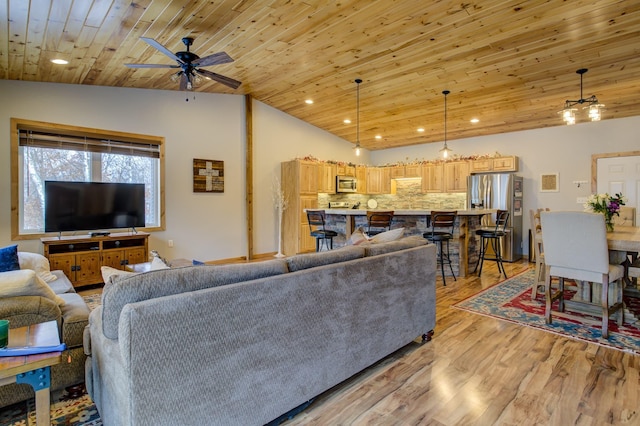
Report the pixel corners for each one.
[140,37,180,62]
[195,69,242,89]
[192,52,234,67]
[179,73,189,91]
[125,63,180,68]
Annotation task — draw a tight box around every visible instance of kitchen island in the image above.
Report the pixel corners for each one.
[322,209,496,278]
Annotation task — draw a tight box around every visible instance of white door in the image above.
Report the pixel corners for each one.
[597,155,640,226]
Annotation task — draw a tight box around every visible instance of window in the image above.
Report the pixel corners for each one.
[11,118,165,238]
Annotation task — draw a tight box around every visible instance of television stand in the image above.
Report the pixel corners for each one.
[90,231,111,237]
[41,232,149,288]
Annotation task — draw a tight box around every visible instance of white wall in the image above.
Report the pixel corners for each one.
[0,80,363,260]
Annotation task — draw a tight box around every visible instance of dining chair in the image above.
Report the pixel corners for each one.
[540,211,625,338]
[529,208,549,299]
[474,209,510,278]
[366,211,394,236]
[307,210,338,252]
[423,211,457,286]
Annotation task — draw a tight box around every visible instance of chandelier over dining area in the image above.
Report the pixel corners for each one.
[559,68,605,125]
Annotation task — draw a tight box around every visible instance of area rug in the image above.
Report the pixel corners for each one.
[0,294,103,426]
[453,269,640,355]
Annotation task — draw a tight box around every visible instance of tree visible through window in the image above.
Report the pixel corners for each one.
[11,118,164,238]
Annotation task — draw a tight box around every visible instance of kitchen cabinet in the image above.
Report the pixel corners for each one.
[281,160,319,255]
[444,161,469,193]
[404,164,422,178]
[390,165,405,179]
[356,165,367,194]
[317,163,336,193]
[336,164,356,176]
[42,232,149,287]
[470,156,518,173]
[421,163,444,193]
[366,167,391,194]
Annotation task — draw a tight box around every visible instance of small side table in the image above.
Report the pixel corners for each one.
[0,321,62,426]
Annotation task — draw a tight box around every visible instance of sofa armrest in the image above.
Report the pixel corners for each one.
[0,295,61,328]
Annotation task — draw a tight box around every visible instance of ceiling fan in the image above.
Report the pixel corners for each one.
[125,37,241,91]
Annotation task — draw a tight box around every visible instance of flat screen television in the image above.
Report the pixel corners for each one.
[44,181,146,233]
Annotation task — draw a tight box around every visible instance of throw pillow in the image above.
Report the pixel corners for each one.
[370,227,405,243]
[348,227,370,245]
[0,245,20,273]
[18,251,58,283]
[0,269,65,306]
[101,266,137,285]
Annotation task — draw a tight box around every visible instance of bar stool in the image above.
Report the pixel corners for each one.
[366,211,394,236]
[307,210,337,252]
[474,209,510,278]
[423,211,457,285]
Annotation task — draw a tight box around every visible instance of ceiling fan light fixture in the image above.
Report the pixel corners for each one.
[559,68,604,125]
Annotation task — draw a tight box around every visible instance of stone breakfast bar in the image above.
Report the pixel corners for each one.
[322,209,496,278]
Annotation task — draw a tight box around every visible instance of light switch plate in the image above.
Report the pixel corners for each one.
[576,197,588,204]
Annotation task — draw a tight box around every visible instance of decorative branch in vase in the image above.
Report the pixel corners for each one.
[272,174,288,258]
[584,192,626,232]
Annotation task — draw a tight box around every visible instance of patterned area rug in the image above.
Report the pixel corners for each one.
[0,294,103,426]
[453,269,640,354]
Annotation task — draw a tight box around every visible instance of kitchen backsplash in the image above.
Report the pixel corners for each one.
[318,179,466,210]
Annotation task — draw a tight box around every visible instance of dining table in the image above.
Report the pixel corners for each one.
[607,225,640,296]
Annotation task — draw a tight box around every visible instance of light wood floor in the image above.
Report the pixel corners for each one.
[282,260,640,426]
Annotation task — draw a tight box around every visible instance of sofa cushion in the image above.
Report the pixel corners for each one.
[286,246,366,272]
[101,259,289,340]
[363,235,428,257]
[101,266,137,285]
[58,292,91,348]
[18,251,57,283]
[0,269,66,306]
[0,245,20,272]
[47,270,74,295]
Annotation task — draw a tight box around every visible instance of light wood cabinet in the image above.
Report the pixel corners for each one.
[317,163,336,194]
[404,164,422,178]
[444,161,470,193]
[470,156,518,173]
[42,232,149,288]
[366,167,391,194]
[336,164,356,176]
[356,165,367,194]
[390,165,405,179]
[281,160,319,255]
[421,163,444,193]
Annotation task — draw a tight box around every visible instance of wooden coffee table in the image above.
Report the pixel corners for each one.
[0,321,63,426]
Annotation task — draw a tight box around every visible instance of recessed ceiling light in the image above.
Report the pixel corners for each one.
[343,119,351,124]
[51,59,68,65]
[470,118,480,124]
[305,99,314,105]
[375,135,382,140]
[417,128,425,132]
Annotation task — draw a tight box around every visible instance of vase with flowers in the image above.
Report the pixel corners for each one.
[584,192,626,232]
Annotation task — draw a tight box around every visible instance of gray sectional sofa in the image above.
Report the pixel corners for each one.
[84,236,437,426]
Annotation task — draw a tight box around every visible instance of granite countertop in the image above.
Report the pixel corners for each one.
[322,208,496,216]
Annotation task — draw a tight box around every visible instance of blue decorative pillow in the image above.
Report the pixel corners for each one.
[0,245,20,272]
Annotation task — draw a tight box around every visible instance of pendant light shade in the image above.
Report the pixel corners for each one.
[354,78,362,156]
[440,90,452,159]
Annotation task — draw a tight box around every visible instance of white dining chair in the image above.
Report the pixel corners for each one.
[540,211,625,338]
[529,208,549,299]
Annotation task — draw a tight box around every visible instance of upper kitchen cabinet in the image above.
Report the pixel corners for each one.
[470,156,518,173]
[366,167,391,194]
[443,161,469,193]
[421,163,444,193]
[356,165,367,194]
[318,163,336,194]
[336,164,356,176]
[390,164,422,179]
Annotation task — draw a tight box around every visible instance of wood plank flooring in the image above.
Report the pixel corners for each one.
[282,260,640,426]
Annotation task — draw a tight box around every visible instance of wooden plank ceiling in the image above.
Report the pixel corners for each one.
[1,0,639,151]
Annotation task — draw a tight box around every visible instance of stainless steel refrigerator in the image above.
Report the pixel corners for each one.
[467,173,523,261]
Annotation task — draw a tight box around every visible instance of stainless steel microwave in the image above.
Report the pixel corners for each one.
[336,175,357,193]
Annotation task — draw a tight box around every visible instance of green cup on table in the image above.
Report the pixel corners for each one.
[0,319,9,348]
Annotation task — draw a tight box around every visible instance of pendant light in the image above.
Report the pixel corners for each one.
[439,90,452,159]
[559,68,604,125]
[354,78,362,156]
